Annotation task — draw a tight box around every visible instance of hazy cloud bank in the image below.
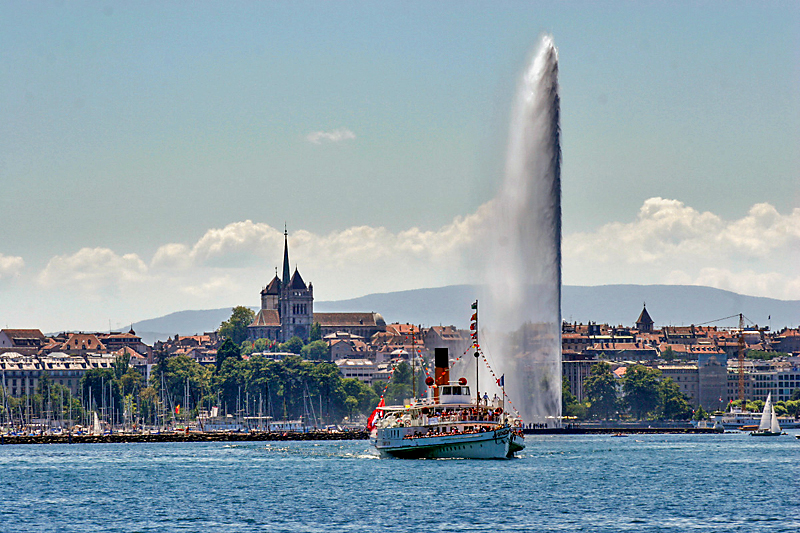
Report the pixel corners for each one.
[4,198,798,331]
[0,254,25,279]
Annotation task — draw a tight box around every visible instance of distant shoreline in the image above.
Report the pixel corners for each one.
[523,427,722,435]
[0,426,725,445]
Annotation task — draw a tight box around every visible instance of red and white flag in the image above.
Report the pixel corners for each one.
[366,397,385,431]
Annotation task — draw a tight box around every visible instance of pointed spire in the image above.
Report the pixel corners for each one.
[282,224,290,286]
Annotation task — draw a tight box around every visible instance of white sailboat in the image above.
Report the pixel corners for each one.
[750,394,784,437]
[92,412,103,436]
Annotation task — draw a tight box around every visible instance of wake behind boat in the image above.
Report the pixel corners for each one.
[369,344,525,459]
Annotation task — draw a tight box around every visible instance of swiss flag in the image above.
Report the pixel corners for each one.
[366,397,385,431]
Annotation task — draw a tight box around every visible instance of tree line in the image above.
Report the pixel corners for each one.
[563,361,800,421]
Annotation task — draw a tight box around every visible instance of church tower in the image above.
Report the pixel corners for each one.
[636,303,654,333]
[279,227,314,342]
[260,269,280,311]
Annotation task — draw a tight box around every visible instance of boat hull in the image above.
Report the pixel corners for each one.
[375,427,520,459]
[750,431,784,437]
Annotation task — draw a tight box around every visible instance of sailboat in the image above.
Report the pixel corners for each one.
[750,394,784,437]
[92,412,103,436]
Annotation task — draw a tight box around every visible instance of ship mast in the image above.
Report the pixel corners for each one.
[738,313,745,405]
[410,325,416,401]
[471,300,479,405]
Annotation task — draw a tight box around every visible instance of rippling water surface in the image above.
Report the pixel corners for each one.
[1,432,798,532]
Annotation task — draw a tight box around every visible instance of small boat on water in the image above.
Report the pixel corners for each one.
[750,394,785,437]
[370,302,524,459]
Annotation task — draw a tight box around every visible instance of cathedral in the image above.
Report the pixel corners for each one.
[248,228,386,343]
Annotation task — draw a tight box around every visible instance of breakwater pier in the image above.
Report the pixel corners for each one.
[1,430,369,446]
[1,425,723,445]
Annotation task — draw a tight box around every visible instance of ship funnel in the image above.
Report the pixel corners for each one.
[434,348,449,402]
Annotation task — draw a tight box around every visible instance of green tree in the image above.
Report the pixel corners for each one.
[301,340,330,361]
[216,338,240,373]
[280,336,304,355]
[219,306,256,345]
[661,346,677,360]
[153,344,170,366]
[583,362,618,419]
[692,405,708,421]
[113,352,131,380]
[344,396,358,422]
[745,350,788,361]
[240,340,255,357]
[658,378,692,420]
[622,365,662,419]
[139,386,160,425]
[383,362,414,405]
[81,368,122,420]
[151,355,212,416]
[562,378,586,419]
[309,322,322,342]
[118,367,144,398]
[341,378,379,416]
[791,388,800,401]
[783,399,800,417]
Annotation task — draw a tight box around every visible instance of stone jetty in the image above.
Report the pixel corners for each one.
[1,430,369,446]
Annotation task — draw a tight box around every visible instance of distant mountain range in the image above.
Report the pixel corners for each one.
[129,284,800,345]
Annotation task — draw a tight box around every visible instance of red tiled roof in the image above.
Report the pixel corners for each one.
[314,313,379,327]
[251,310,280,327]
[2,329,45,339]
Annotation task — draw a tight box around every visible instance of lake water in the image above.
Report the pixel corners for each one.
[1,431,798,532]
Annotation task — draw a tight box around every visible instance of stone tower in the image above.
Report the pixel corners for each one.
[278,228,314,342]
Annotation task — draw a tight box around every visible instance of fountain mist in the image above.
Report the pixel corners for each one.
[480,35,562,427]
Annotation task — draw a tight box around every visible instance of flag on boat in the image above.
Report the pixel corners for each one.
[497,375,504,387]
[366,397,385,431]
[175,405,180,414]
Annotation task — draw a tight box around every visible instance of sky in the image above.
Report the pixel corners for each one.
[1,1,798,332]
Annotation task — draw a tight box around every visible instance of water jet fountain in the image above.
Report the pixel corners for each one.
[479,35,562,427]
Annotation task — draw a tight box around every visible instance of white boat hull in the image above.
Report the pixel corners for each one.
[374,426,522,459]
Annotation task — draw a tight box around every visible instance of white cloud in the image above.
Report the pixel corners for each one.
[152,221,282,270]
[305,128,356,144]
[0,254,24,279]
[564,198,800,299]
[15,197,800,332]
[38,247,148,292]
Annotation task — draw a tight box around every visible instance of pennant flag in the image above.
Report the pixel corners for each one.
[175,405,180,414]
[366,397,385,431]
[471,301,478,309]
[470,313,477,321]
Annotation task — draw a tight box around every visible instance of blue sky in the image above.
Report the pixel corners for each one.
[1,1,798,331]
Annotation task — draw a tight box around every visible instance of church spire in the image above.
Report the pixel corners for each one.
[282,224,290,286]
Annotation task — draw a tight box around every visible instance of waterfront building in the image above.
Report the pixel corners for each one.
[335,358,391,385]
[0,352,116,398]
[325,332,373,360]
[0,329,46,356]
[98,329,148,356]
[562,359,595,403]
[658,364,700,405]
